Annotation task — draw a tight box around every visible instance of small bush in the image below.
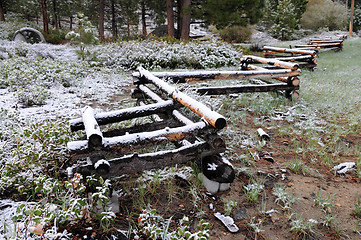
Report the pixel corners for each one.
[301,0,348,31]
[219,25,252,43]
[43,29,67,44]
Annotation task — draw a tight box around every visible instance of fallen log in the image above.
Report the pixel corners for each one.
[134,68,300,84]
[241,55,299,70]
[135,67,227,129]
[136,84,194,126]
[195,83,299,95]
[70,140,222,178]
[70,100,177,131]
[295,43,341,48]
[246,65,300,86]
[68,121,209,151]
[263,46,317,56]
[274,55,316,64]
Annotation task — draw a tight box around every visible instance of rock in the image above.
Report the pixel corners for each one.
[233,208,249,221]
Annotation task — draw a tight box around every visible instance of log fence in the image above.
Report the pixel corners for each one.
[67,67,234,188]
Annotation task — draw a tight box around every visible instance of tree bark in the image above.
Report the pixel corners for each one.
[177,0,182,38]
[166,0,175,37]
[180,0,191,40]
[52,0,58,29]
[42,0,49,34]
[0,0,5,21]
[349,0,354,36]
[99,0,105,42]
[141,1,147,35]
[111,0,117,40]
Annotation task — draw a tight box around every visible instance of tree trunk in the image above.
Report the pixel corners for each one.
[349,0,354,36]
[111,0,117,40]
[141,1,147,35]
[99,0,105,42]
[70,16,73,30]
[0,0,5,21]
[53,0,58,29]
[166,0,175,37]
[177,0,182,38]
[42,0,49,34]
[180,0,191,40]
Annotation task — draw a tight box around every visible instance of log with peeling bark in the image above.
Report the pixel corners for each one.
[136,84,195,126]
[245,64,300,86]
[135,67,227,129]
[241,55,299,70]
[263,46,318,56]
[70,100,177,131]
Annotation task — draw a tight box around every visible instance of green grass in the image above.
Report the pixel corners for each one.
[301,38,361,135]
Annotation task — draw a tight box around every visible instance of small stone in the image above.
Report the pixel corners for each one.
[233,208,249,221]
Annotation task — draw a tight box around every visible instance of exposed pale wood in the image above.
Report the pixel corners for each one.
[242,55,299,70]
[82,106,103,148]
[137,68,301,84]
[137,84,194,126]
[274,55,316,63]
[67,121,210,152]
[70,100,177,131]
[136,67,227,129]
[246,65,300,86]
[263,46,317,56]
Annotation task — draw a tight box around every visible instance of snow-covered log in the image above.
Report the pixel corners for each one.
[82,106,103,148]
[70,100,176,131]
[68,121,210,152]
[195,83,299,95]
[135,67,227,129]
[70,141,222,177]
[263,46,318,56]
[242,55,299,70]
[134,68,300,83]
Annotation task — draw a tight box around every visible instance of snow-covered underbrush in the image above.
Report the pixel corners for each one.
[88,40,243,70]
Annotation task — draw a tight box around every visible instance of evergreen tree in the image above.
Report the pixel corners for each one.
[202,0,265,29]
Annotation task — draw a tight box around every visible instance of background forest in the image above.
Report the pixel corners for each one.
[0,0,361,43]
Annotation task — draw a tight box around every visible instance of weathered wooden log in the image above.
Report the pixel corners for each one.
[309,39,343,43]
[82,106,103,148]
[70,140,223,178]
[242,55,299,70]
[263,46,317,56]
[195,83,299,95]
[136,67,227,129]
[137,84,197,126]
[134,68,300,84]
[246,65,300,86]
[295,43,341,48]
[274,55,316,64]
[70,100,177,131]
[67,121,209,151]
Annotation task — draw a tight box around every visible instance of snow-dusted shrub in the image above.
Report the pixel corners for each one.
[89,39,243,70]
[301,0,348,31]
[0,56,88,105]
[219,25,252,43]
[138,209,210,240]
